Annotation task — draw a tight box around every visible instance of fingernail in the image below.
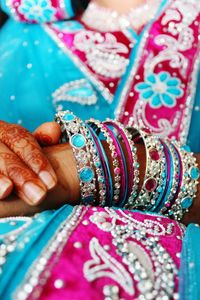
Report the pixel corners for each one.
[23,182,46,205]
[0,178,12,198]
[39,171,57,189]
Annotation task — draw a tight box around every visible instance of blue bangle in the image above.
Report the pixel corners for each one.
[87,121,114,206]
[86,124,109,206]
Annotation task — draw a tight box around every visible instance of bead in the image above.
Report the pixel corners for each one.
[144,178,157,192]
[190,167,200,180]
[181,197,193,209]
[73,242,83,249]
[54,279,65,289]
[63,113,75,122]
[181,145,191,152]
[114,167,121,175]
[80,167,94,182]
[70,134,86,149]
[149,148,160,161]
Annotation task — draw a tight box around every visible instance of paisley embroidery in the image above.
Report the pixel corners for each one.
[147,28,195,78]
[52,79,97,107]
[74,31,129,78]
[84,237,134,296]
[135,71,183,108]
[85,208,179,299]
[162,0,200,34]
[90,208,173,236]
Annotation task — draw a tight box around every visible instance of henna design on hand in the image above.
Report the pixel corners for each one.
[0,122,57,190]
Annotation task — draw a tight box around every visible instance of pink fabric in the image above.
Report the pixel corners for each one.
[46,0,200,143]
[119,1,200,142]
[29,207,184,300]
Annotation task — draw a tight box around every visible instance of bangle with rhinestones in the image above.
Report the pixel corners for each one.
[104,120,140,208]
[55,111,98,204]
[85,123,107,206]
[88,119,122,205]
[166,142,199,221]
[86,124,110,206]
[158,141,181,214]
[103,123,127,207]
[131,129,166,210]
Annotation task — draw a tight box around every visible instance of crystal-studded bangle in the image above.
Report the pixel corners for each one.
[102,123,127,207]
[86,125,108,206]
[166,142,199,221]
[104,120,140,209]
[55,111,97,204]
[85,124,107,206]
[158,141,181,214]
[132,129,166,210]
[88,119,122,205]
[148,139,169,213]
[87,121,113,206]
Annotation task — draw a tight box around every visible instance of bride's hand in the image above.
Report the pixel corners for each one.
[0,121,60,205]
[0,142,80,217]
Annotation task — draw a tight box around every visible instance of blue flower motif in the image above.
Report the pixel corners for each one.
[135,72,184,108]
[19,0,56,23]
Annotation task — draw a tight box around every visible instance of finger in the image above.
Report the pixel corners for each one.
[0,173,13,199]
[0,122,57,190]
[33,122,61,146]
[0,142,47,205]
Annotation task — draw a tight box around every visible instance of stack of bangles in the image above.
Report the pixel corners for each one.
[55,110,200,221]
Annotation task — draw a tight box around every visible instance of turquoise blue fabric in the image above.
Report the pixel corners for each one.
[0,205,73,300]
[0,0,199,152]
[0,0,200,299]
[179,224,200,300]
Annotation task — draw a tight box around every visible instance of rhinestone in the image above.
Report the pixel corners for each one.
[189,167,200,180]
[181,197,193,209]
[149,148,160,161]
[70,134,86,149]
[80,167,94,182]
[144,178,157,192]
[73,242,82,249]
[54,279,65,289]
[63,113,75,122]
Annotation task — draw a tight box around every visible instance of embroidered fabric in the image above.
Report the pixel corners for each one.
[1,0,75,22]
[11,207,184,300]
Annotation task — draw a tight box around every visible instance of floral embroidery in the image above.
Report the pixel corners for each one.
[19,0,56,22]
[135,71,184,108]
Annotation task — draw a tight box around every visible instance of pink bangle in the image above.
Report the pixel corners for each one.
[104,120,140,208]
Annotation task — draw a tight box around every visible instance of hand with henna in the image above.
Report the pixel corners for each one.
[0,121,199,226]
[0,121,60,205]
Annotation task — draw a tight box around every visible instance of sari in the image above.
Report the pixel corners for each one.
[0,0,199,298]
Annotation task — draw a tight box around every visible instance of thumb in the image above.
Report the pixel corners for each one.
[33,122,61,146]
